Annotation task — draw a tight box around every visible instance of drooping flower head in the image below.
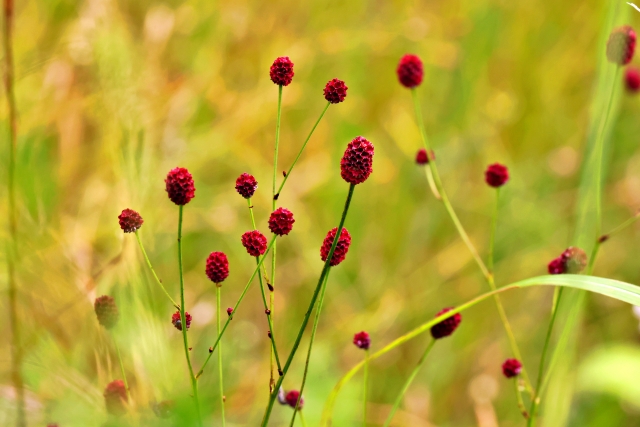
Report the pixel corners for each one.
[165,167,195,205]
[606,26,636,65]
[268,208,295,236]
[285,390,304,410]
[340,136,374,185]
[485,163,509,188]
[625,67,640,92]
[502,358,523,378]
[206,251,229,285]
[94,295,119,330]
[118,209,143,233]
[235,173,258,199]
[241,230,268,256]
[270,56,294,86]
[320,227,352,266]
[324,78,348,104]
[353,331,371,350]
[547,246,587,275]
[104,379,128,416]
[171,310,192,331]
[397,54,424,88]
[415,148,434,165]
[430,307,462,339]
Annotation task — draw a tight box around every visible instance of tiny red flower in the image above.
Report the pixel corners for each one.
[324,78,348,104]
[165,167,195,205]
[548,257,565,275]
[270,56,294,86]
[415,148,435,165]
[430,307,462,339]
[227,307,233,316]
[625,67,640,92]
[241,230,268,256]
[172,310,192,331]
[320,227,352,266]
[94,295,119,330]
[561,246,588,274]
[118,209,143,233]
[397,54,424,88]
[104,379,128,416]
[502,358,523,378]
[206,251,229,285]
[485,163,509,188]
[353,331,371,350]
[340,136,375,185]
[235,173,258,199]
[285,390,304,410]
[268,208,295,236]
[607,26,636,65]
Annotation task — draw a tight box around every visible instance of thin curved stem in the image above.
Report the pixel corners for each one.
[382,340,435,427]
[363,349,369,427]
[217,286,226,427]
[134,231,179,308]
[261,184,356,427]
[514,378,529,419]
[488,189,500,274]
[114,340,131,401]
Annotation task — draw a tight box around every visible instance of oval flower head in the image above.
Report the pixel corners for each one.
[397,54,424,88]
[165,167,195,205]
[340,136,374,185]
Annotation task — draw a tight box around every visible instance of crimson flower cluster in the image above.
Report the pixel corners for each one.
[284,390,304,410]
[324,78,348,104]
[172,310,192,331]
[607,25,636,65]
[118,208,143,233]
[165,167,196,205]
[206,251,229,285]
[269,207,295,236]
[502,358,523,378]
[270,56,295,86]
[320,227,352,266]
[547,246,587,275]
[397,54,424,88]
[430,307,462,339]
[241,230,268,256]
[353,331,371,350]
[104,379,128,416]
[340,136,375,185]
[235,173,258,199]
[415,148,434,165]
[484,163,509,188]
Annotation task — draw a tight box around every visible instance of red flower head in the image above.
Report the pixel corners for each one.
[268,208,295,236]
[241,230,268,257]
[324,78,348,104]
[206,251,229,285]
[104,379,128,416]
[430,307,462,339]
[548,246,587,275]
[118,209,143,233]
[270,56,294,86]
[485,163,509,188]
[235,173,258,199]
[320,227,352,266]
[165,167,195,205]
[227,307,234,317]
[353,331,371,350]
[171,310,192,331]
[415,148,435,165]
[548,257,565,275]
[340,136,375,185]
[285,390,304,410]
[625,67,640,92]
[397,54,424,88]
[94,295,119,330]
[502,358,523,379]
[607,26,636,65]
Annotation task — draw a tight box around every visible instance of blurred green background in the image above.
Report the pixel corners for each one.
[2,0,640,426]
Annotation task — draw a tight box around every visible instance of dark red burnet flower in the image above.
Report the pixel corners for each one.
[241,230,268,256]
[353,331,371,350]
[324,78,348,104]
[340,136,375,185]
[270,56,294,86]
[548,247,587,275]
[625,67,640,92]
[206,251,229,284]
[104,379,128,416]
[171,310,192,331]
[268,208,295,236]
[320,227,352,266]
[118,209,143,233]
[607,26,636,65]
[430,307,462,339]
[227,307,234,316]
[165,167,195,205]
[485,163,509,188]
[548,257,565,275]
[397,54,424,88]
[415,148,435,165]
[285,390,304,410]
[95,295,119,330]
[502,358,523,378]
[235,173,258,199]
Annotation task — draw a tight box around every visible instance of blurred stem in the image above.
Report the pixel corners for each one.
[363,349,369,427]
[299,411,308,427]
[3,0,25,425]
[177,206,202,426]
[196,237,276,378]
[261,184,356,427]
[514,378,529,419]
[134,231,179,308]
[488,188,500,273]
[423,166,441,200]
[216,286,226,427]
[382,340,435,427]
[411,88,532,394]
[289,271,332,427]
[114,340,131,402]
[248,198,271,285]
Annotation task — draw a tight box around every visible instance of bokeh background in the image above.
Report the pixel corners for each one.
[1,0,640,426]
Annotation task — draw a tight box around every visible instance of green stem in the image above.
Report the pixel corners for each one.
[363,349,369,427]
[488,188,500,274]
[261,184,356,427]
[248,198,271,284]
[177,205,202,426]
[115,340,131,401]
[289,271,332,427]
[134,231,179,308]
[514,378,529,419]
[196,237,277,378]
[299,411,308,427]
[411,88,532,393]
[217,286,226,427]
[382,340,436,427]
